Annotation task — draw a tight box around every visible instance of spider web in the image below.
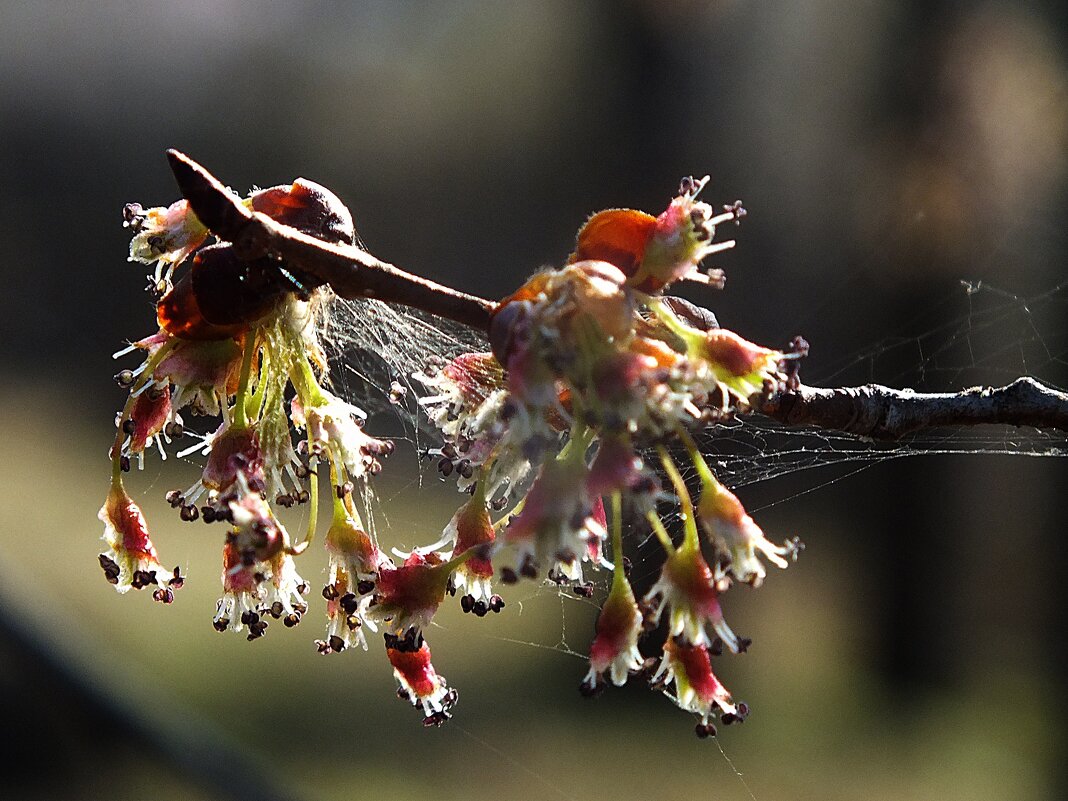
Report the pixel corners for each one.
[322,279,1068,501]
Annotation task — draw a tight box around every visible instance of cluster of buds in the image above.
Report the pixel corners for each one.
[102,164,803,733]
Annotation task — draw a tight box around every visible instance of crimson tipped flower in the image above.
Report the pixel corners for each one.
[98,482,182,602]
[654,636,744,728]
[583,569,643,691]
[385,631,457,725]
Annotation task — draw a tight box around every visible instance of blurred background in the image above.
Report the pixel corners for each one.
[1,1,1066,799]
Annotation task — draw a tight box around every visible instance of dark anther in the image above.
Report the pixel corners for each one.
[460,595,474,614]
[489,595,505,613]
[328,635,346,653]
[622,556,633,578]
[297,489,311,504]
[519,554,538,579]
[458,460,473,479]
[322,584,339,601]
[571,583,595,598]
[123,202,146,230]
[283,613,301,628]
[579,678,606,699]
[679,176,696,196]
[471,600,489,617]
[121,418,136,435]
[726,199,747,223]
[339,593,359,615]
[437,457,454,477]
[276,493,294,508]
[115,370,136,388]
[120,455,131,472]
[201,506,217,523]
[709,637,724,657]
[180,504,199,522]
[165,489,184,507]
[213,618,229,632]
[423,711,451,728]
[491,496,508,511]
[164,421,184,438]
[269,601,284,618]
[499,567,518,585]
[737,637,752,654]
[695,722,717,739]
[169,567,184,589]
[153,588,175,604]
[356,579,375,595]
[396,687,411,702]
[336,481,354,499]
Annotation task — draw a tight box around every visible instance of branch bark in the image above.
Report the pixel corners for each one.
[757,377,1068,440]
[164,150,1068,441]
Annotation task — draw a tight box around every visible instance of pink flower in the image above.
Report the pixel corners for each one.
[441,488,501,612]
[319,512,388,653]
[385,631,457,725]
[98,483,182,602]
[645,541,740,653]
[653,637,746,730]
[370,550,464,635]
[697,477,800,587]
[583,572,643,692]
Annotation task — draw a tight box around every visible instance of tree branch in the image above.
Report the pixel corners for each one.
[166,150,496,332]
[162,150,1068,441]
[757,377,1068,440]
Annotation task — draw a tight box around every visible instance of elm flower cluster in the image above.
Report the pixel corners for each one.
[102,162,804,733]
[416,177,804,731]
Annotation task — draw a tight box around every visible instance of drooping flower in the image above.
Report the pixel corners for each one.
[318,505,388,653]
[440,484,502,614]
[645,536,740,653]
[98,482,183,601]
[583,568,644,692]
[697,472,801,587]
[653,636,745,730]
[213,540,265,638]
[370,549,471,635]
[385,631,457,726]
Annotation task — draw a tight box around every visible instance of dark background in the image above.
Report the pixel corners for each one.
[1,2,1066,800]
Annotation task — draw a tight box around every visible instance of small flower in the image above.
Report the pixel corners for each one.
[504,433,594,579]
[213,541,265,638]
[258,552,308,628]
[570,177,743,293]
[653,636,744,727]
[697,474,800,587]
[318,511,388,653]
[291,391,392,481]
[697,329,784,401]
[370,550,466,635]
[385,631,457,725]
[117,382,178,469]
[125,199,208,287]
[645,536,740,653]
[98,482,182,601]
[228,476,289,565]
[583,571,643,692]
[441,486,499,611]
